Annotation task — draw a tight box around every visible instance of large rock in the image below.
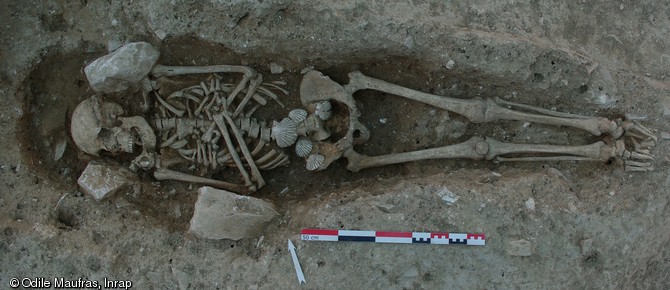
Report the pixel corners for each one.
[78,161,136,201]
[84,42,159,93]
[189,186,279,240]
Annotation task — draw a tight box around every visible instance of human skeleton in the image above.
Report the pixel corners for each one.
[71,50,656,194]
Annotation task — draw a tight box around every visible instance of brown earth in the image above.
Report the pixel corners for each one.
[1,0,669,289]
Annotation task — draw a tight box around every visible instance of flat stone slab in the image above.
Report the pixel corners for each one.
[189,186,279,240]
[84,41,159,93]
[78,161,136,201]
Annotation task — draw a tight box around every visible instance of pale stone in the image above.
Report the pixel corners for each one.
[77,161,136,201]
[402,267,419,277]
[84,42,159,93]
[269,62,284,74]
[445,59,455,69]
[661,96,670,117]
[403,36,415,49]
[436,188,458,205]
[525,197,535,210]
[507,239,532,256]
[154,29,167,40]
[189,186,279,240]
[171,267,190,290]
[53,139,67,161]
[580,238,593,256]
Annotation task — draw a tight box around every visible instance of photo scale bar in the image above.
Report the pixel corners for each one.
[300,229,485,246]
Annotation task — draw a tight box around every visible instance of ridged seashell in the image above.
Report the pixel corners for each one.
[294,138,313,158]
[315,101,332,120]
[315,110,332,121]
[306,154,325,171]
[315,101,331,112]
[288,109,307,123]
[271,117,298,147]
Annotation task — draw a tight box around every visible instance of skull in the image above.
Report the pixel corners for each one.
[71,96,124,155]
[72,96,157,170]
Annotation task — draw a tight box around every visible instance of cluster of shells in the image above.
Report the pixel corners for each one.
[270,100,332,171]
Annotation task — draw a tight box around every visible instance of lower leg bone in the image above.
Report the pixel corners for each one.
[483,138,616,161]
[343,137,622,172]
[343,137,489,172]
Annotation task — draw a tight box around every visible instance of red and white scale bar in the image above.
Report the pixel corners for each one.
[301,229,485,246]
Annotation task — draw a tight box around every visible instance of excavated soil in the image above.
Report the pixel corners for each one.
[1,1,669,289]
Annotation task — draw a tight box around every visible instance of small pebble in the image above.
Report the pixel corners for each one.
[403,36,415,49]
[270,62,284,74]
[300,67,314,74]
[437,188,458,205]
[172,267,191,290]
[280,187,289,194]
[445,59,455,69]
[379,118,387,124]
[174,205,182,218]
[107,40,122,52]
[114,197,131,208]
[525,198,535,210]
[403,267,419,277]
[154,29,167,40]
[507,239,532,256]
[53,139,67,161]
[661,97,670,117]
[580,238,593,255]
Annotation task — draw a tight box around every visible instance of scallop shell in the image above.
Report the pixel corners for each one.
[271,117,298,147]
[315,100,332,120]
[294,138,313,158]
[305,154,325,171]
[315,110,332,121]
[315,100,331,112]
[288,108,308,123]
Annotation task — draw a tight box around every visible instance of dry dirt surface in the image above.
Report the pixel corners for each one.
[1,0,670,289]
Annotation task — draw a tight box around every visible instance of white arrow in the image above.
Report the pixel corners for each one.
[288,239,306,284]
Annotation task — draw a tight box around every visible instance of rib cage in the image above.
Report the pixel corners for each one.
[151,74,290,174]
